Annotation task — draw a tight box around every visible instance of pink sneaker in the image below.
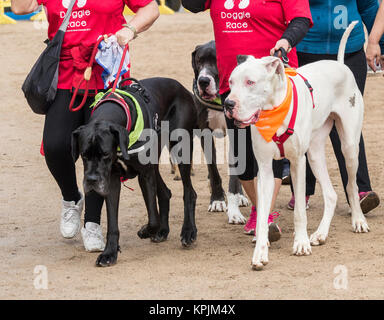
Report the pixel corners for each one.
[268,211,282,243]
[359,191,380,215]
[244,206,257,235]
[287,195,310,210]
[244,209,282,243]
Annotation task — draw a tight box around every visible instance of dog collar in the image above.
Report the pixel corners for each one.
[193,80,223,111]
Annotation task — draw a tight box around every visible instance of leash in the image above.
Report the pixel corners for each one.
[69,34,129,112]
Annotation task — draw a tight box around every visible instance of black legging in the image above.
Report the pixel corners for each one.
[292,48,372,198]
[221,91,284,181]
[43,89,103,225]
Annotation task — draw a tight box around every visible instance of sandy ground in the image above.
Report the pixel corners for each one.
[1,12,384,300]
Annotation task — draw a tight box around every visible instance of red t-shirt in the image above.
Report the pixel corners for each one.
[37,0,152,89]
[205,0,313,94]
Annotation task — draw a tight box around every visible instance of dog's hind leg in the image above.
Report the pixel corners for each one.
[96,173,121,267]
[137,165,161,239]
[151,165,172,243]
[334,111,369,233]
[307,118,338,245]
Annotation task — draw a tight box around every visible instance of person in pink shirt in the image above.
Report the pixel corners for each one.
[182,0,313,241]
[11,0,159,251]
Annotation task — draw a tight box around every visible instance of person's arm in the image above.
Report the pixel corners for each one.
[270,17,311,56]
[11,0,39,15]
[366,1,384,71]
[181,0,208,13]
[116,0,160,46]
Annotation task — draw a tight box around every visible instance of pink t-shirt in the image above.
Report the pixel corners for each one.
[37,0,152,89]
[205,0,313,94]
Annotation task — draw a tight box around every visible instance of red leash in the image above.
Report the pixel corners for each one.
[69,34,129,112]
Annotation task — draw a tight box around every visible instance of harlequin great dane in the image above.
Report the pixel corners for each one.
[191,40,249,224]
[224,22,369,270]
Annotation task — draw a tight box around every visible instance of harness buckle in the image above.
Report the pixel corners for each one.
[304,80,313,92]
[286,128,294,135]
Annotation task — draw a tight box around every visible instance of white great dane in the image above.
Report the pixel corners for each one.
[224,22,369,270]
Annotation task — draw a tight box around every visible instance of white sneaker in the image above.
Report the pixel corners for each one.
[81,222,105,252]
[60,193,84,239]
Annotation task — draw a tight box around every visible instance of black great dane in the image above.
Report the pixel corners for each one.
[191,41,249,224]
[72,77,197,266]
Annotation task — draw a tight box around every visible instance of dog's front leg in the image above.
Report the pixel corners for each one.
[96,172,121,267]
[289,155,312,256]
[137,165,160,239]
[252,160,274,270]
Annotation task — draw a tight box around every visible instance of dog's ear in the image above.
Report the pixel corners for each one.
[263,56,285,79]
[236,55,249,65]
[191,45,202,80]
[71,125,85,162]
[110,124,130,161]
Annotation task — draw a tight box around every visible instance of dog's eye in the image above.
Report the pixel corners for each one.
[246,80,255,86]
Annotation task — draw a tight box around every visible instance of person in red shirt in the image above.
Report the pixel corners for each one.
[11,0,159,252]
[182,0,313,241]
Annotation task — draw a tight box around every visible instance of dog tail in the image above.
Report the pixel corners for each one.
[337,20,359,64]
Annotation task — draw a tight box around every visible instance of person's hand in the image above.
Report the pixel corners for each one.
[116,27,135,47]
[270,39,291,57]
[366,41,382,71]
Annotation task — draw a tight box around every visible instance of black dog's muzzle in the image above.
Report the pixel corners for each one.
[224,99,236,116]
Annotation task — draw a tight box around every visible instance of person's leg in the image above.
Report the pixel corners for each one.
[43,90,104,246]
[43,90,86,238]
[223,91,281,241]
[43,90,83,203]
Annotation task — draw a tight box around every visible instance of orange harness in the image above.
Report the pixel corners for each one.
[255,68,314,158]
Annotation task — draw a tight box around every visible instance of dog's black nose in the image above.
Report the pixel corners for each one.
[198,77,211,90]
[224,99,236,110]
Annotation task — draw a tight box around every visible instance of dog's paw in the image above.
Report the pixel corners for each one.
[180,226,197,247]
[228,211,247,224]
[208,200,226,212]
[137,224,158,239]
[96,250,118,267]
[151,228,169,243]
[293,234,312,256]
[251,242,269,271]
[310,230,328,246]
[226,193,246,224]
[237,194,249,207]
[352,218,370,233]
